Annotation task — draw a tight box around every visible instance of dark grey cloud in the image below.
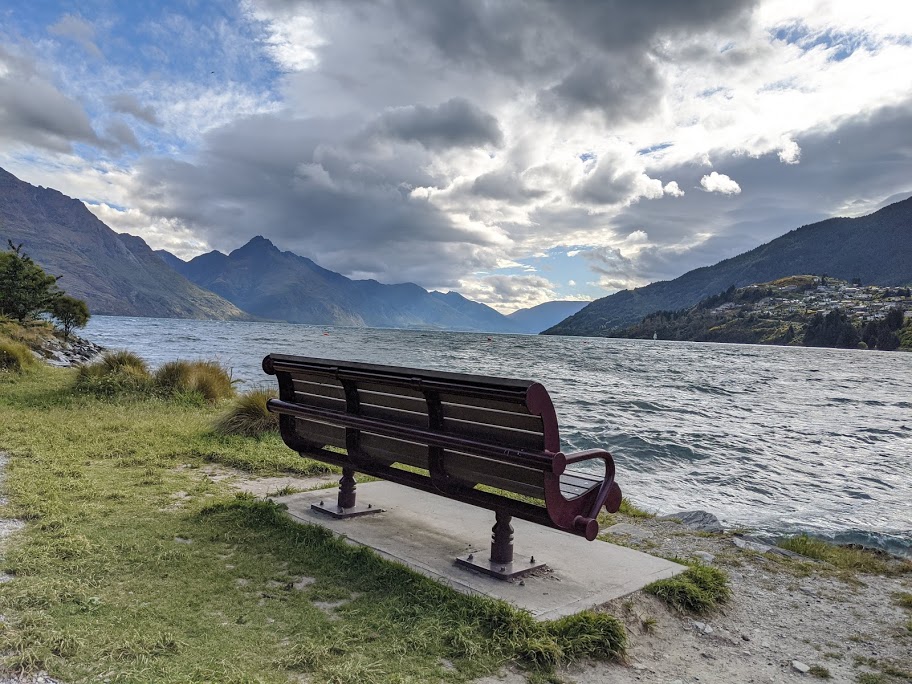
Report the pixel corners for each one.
[107,93,160,126]
[134,112,497,286]
[542,54,662,123]
[369,97,504,150]
[0,47,101,152]
[470,169,547,202]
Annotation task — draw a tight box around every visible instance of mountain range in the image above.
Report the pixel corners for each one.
[545,195,912,336]
[158,237,526,332]
[0,167,572,332]
[0,167,245,320]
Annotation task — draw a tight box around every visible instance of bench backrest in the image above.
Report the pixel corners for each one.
[263,354,563,500]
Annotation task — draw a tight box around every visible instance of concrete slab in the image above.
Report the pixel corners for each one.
[276,481,685,620]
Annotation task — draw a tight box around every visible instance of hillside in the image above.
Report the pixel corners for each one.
[162,237,522,332]
[0,168,247,320]
[507,300,589,334]
[613,276,912,349]
[544,195,912,336]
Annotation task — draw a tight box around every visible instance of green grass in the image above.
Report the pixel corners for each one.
[0,365,627,682]
[213,387,278,437]
[0,338,37,373]
[777,535,912,576]
[644,563,730,615]
[809,664,832,679]
[895,592,912,610]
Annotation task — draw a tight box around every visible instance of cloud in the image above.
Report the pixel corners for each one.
[700,171,742,194]
[369,98,504,150]
[107,93,160,126]
[663,180,685,196]
[457,274,559,313]
[49,15,102,59]
[106,120,140,150]
[778,139,801,164]
[0,47,101,153]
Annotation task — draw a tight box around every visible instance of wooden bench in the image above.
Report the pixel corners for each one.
[263,354,622,579]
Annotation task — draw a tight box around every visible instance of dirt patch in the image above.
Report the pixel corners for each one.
[542,516,912,684]
[198,464,338,497]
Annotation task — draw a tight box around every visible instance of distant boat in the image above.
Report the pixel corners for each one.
[653,331,658,340]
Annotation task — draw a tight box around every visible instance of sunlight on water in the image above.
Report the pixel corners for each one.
[84,316,912,557]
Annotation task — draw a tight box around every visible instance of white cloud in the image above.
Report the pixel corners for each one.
[778,139,801,164]
[700,171,742,194]
[663,180,685,196]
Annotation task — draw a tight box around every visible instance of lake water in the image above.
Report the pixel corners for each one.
[83,315,912,557]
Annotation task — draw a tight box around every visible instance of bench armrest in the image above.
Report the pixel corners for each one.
[559,449,623,537]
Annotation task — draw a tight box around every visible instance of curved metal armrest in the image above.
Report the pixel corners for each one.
[562,449,623,518]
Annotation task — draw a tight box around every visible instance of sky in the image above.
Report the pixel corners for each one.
[1,1,911,313]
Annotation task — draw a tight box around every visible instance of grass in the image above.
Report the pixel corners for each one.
[0,365,628,682]
[895,592,912,610]
[644,563,730,615]
[0,338,37,373]
[213,387,278,437]
[777,535,912,576]
[75,354,236,403]
[809,664,832,679]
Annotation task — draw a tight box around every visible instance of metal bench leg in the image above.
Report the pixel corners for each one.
[456,510,547,581]
[310,468,384,520]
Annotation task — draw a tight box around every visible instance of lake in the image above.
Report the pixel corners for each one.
[83,315,912,557]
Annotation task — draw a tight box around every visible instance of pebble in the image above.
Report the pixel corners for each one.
[791,661,811,673]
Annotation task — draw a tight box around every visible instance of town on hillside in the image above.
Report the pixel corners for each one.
[613,275,912,350]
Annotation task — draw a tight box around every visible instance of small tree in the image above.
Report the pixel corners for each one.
[51,295,90,340]
[0,241,62,322]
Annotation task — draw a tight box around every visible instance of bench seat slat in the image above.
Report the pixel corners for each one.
[442,403,543,433]
[358,389,427,413]
[359,402,428,428]
[437,391,529,414]
[293,391,345,412]
[294,417,346,448]
[359,432,429,470]
[441,417,544,452]
[292,377,345,400]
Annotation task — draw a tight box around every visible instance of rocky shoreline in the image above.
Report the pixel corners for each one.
[33,334,105,368]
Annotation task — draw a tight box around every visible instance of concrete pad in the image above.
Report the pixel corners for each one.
[276,481,685,620]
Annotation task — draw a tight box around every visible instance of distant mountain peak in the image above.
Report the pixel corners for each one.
[235,235,279,253]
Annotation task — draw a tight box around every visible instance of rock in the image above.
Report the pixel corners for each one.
[658,510,723,532]
[605,522,654,539]
[733,536,773,553]
[792,660,810,673]
[694,551,715,563]
[693,621,706,631]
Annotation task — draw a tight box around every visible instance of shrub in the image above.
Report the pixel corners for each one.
[645,564,730,614]
[99,350,149,375]
[213,388,278,436]
[75,357,152,397]
[153,360,235,403]
[0,338,38,373]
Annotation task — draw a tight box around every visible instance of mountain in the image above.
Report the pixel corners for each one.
[507,300,589,333]
[544,195,912,336]
[165,237,521,332]
[0,168,247,319]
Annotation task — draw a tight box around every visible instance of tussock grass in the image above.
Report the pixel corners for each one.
[153,359,235,403]
[778,535,912,576]
[644,564,731,615]
[0,338,37,373]
[894,591,912,609]
[0,366,627,682]
[213,387,278,436]
[619,497,654,518]
[75,355,235,403]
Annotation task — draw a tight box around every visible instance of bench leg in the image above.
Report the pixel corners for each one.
[490,510,514,565]
[455,510,547,581]
[310,468,385,520]
[338,468,357,509]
